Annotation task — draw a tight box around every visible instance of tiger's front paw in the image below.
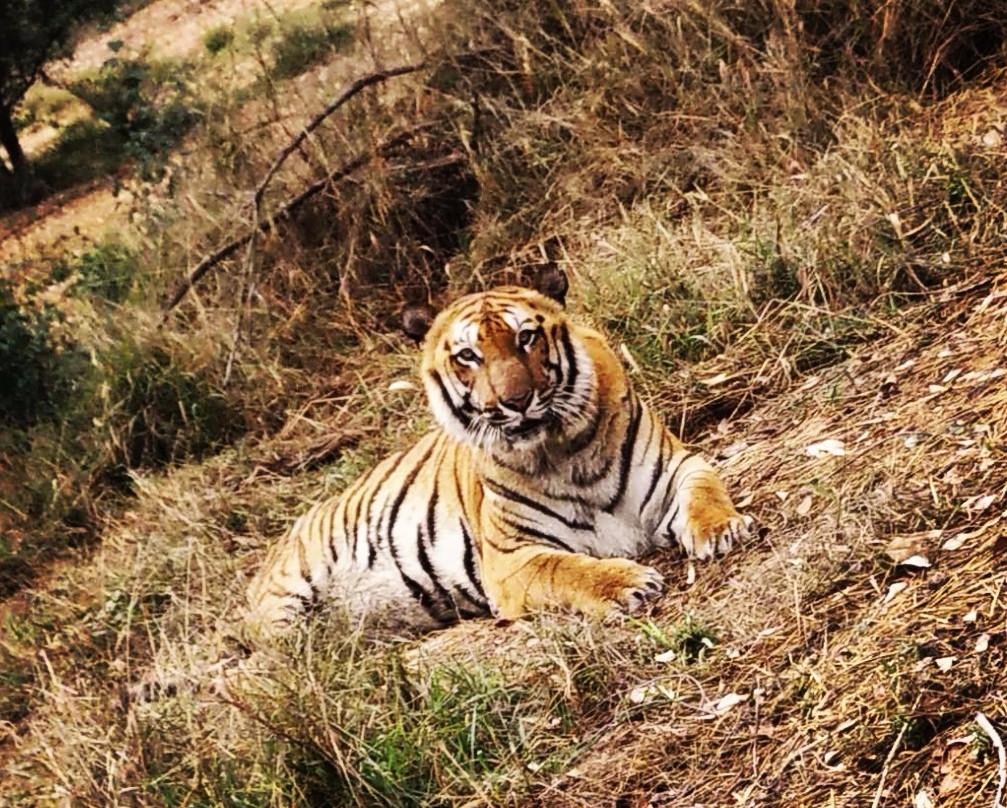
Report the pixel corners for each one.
[675,507,752,561]
[587,558,665,616]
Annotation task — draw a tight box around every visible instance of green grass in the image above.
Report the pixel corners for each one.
[203,24,236,55]
[270,19,354,79]
[29,119,124,193]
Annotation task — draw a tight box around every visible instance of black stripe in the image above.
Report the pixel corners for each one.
[323,503,339,567]
[294,548,321,614]
[381,439,438,554]
[641,437,671,513]
[296,537,318,595]
[565,405,602,455]
[603,394,642,514]
[489,449,543,477]
[414,523,457,614]
[339,471,369,563]
[413,483,459,612]
[484,515,527,554]
[398,569,451,623]
[663,500,682,541]
[460,520,487,600]
[362,462,397,568]
[484,478,593,531]
[559,324,579,396]
[343,492,356,561]
[429,368,473,428]
[426,484,439,547]
[499,515,575,553]
[570,452,616,487]
[658,448,691,517]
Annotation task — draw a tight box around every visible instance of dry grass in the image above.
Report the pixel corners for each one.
[3,0,1007,805]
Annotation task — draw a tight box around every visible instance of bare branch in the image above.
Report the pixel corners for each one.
[253,61,427,209]
[162,122,436,317]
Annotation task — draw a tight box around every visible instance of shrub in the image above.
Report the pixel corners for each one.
[203,24,235,55]
[101,339,246,472]
[0,282,77,427]
[52,239,140,302]
[70,57,197,179]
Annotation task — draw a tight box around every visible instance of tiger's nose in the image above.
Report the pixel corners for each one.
[500,390,533,413]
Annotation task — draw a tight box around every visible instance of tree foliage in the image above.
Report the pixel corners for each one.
[0,0,120,201]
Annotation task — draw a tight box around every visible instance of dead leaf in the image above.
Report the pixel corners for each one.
[935,656,955,672]
[884,582,908,604]
[942,534,967,551]
[734,492,754,509]
[806,439,846,458]
[884,532,938,565]
[975,634,990,653]
[982,128,1003,148]
[965,494,997,512]
[796,495,813,516]
[945,510,1007,551]
[710,692,748,715]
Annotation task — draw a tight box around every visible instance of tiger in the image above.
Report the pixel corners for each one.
[246,271,748,635]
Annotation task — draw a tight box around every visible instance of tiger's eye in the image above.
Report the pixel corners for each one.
[455,348,479,364]
[518,329,538,348]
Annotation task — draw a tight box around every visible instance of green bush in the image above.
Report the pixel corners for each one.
[70,57,197,179]
[203,24,235,55]
[52,239,140,302]
[102,340,246,472]
[0,282,77,427]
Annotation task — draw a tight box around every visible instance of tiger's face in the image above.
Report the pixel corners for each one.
[416,285,592,452]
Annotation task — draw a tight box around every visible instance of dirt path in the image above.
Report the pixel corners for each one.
[65,0,321,74]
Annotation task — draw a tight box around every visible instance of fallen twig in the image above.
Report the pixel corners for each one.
[162,122,436,317]
[871,714,911,808]
[977,712,1006,808]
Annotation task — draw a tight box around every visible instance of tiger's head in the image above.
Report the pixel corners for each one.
[403,271,595,454]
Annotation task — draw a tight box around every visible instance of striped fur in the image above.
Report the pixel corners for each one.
[246,285,747,633]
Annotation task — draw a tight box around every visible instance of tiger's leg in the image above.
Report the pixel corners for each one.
[658,453,749,560]
[477,509,665,619]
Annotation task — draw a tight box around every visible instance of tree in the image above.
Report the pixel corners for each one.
[0,0,120,205]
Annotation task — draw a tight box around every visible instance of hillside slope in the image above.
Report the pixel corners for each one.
[3,245,1004,808]
[2,0,1007,806]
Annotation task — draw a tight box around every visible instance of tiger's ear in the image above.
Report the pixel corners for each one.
[535,266,568,307]
[401,303,437,343]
